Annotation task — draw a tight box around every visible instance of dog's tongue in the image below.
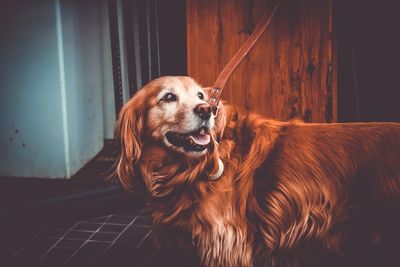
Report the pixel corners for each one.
[188,129,211,146]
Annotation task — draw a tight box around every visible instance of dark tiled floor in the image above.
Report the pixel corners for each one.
[0,141,198,267]
[2,210,159,267]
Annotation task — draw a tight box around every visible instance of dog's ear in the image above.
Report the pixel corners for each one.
[114,92,146,191]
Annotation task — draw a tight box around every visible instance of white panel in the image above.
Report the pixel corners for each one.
[59,0,105,176]
[0,0,67,178]
[0,0,113,178]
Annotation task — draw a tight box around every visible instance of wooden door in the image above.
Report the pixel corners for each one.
[187,0,336,122]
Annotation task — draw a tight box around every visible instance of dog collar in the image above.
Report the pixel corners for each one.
[208,158,224,181]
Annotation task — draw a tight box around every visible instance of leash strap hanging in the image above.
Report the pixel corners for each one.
[208,0,282,114]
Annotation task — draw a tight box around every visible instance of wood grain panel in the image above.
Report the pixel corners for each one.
[187,0,336,122]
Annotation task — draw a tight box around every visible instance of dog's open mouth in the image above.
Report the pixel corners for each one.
[166,127,211,152]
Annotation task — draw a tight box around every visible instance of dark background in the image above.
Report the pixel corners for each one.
[336,0,400,122]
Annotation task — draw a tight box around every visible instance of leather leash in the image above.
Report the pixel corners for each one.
[207,0,282,115]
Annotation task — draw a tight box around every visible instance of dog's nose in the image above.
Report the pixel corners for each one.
[194,103,212,120]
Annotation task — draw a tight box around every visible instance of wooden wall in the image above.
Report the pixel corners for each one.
[187,0,336,122]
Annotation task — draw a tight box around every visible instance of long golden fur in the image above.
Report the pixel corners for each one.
[115,76,400,266]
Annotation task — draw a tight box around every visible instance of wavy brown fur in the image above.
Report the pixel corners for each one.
[115,77,400,267]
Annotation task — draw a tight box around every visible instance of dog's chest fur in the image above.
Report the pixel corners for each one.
[141,145,254,266]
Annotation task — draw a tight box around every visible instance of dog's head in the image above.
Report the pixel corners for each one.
[147,76,216,156]
[114,76,226,190]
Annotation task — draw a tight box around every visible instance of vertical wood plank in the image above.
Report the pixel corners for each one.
[187,0,336,122]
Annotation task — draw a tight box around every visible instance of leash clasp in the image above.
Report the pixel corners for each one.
[208,87,221,116]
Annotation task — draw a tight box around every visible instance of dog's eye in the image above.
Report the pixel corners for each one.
[197,92,204,100]
[161,93,177,102]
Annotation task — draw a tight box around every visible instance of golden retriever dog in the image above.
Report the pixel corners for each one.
[114,76,400,267]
